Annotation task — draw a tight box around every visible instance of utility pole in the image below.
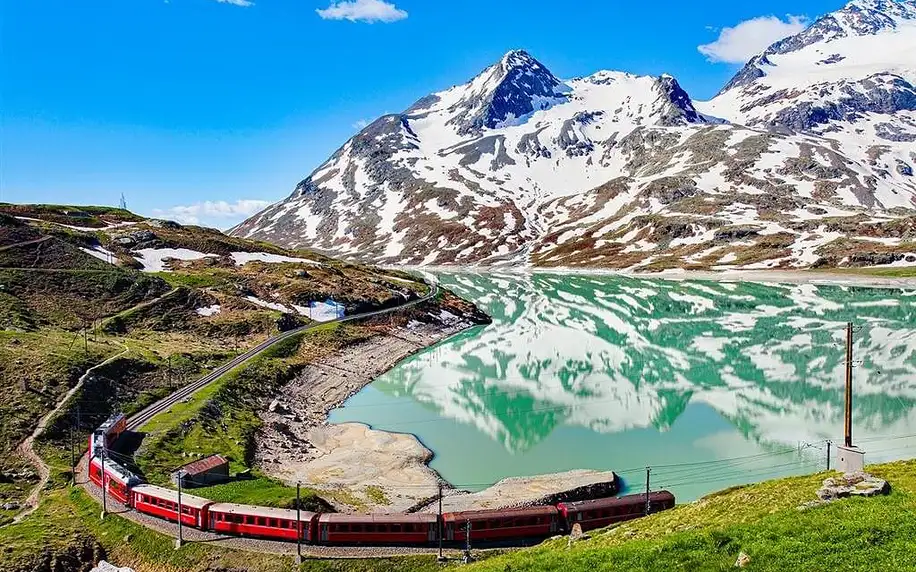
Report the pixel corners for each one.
[69,416,75,486]
[167,355,172,392]
[826,440,832,471]
[175,471,184,549]
[296,482,302,565]
[437,483,445,562]
[100,447,108,519]
[463,519,473,564]
[845,322,854,448]
[644,467,651,516]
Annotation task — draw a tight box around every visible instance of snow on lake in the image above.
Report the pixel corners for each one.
[133,248,219,272]
[230,252,322,266]
[79,245,117,264]
[195,305,221,317]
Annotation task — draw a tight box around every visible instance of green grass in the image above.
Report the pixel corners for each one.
[817,267,916,278]
[467,459,916,572]
[153,271,227,289]
[366,485,391,506]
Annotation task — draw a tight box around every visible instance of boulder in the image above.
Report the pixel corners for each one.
[735,552,751,568]
[816,472,890,500]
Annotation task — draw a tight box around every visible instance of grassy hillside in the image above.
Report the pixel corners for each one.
[466,459,916,572]
[0,203,486,570]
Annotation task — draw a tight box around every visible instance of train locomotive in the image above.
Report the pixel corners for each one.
[88,414,675,546]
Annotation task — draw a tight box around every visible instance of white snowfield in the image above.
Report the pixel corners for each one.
[229,252,322,266]
[195,304,222,317]
[132,249,324,272]
[79,245,117,264]
[247,296,345,321]
[233,1,916,270]
[245,295,293,313]
[133,248,219,273]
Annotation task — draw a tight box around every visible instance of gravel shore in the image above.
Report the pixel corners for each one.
[255,321,459,513]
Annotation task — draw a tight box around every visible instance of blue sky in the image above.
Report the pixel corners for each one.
[1,0,842,228]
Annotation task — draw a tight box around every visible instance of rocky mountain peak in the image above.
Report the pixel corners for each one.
[498,49,542,72]
[719,0,916,95]
[654,74,705,125]
[443,50,567,134]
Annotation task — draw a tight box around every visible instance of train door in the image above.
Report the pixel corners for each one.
[428,521,437,543]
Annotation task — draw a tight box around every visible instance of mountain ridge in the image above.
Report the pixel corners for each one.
[232,0,916,271]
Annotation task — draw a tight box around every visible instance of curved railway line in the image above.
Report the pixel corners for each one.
[127,281,438,431]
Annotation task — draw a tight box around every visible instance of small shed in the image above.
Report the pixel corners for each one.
[172,454,230,488]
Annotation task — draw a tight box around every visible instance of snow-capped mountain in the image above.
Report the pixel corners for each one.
[699,0,916,186]
[233,1,916,270]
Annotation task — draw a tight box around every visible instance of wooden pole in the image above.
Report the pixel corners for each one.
[100,447,107,519]
[296,482,302,564]
[175,471,184,549]
[845,322,854,448]
[69,416,75,486]
[645,467,651,516]
[437,483,444,562]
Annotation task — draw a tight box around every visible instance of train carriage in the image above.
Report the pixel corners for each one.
[132,484,213,528]
[443,506,559,542]
[88,457,139,505]
[88,413,127,458]
[557,491,675,532]
[208,503,316,542]
[317,513,438,545]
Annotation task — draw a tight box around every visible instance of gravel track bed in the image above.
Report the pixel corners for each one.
[76,456,467,559]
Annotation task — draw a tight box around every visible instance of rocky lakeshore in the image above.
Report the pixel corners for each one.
[254,319,462,513]
[253,297,622,514]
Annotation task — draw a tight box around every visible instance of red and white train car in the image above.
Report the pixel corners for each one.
[132,484,213,529]
[88,413,127,458]
[316,513,438,545]
[88,456,139,505]
[443,506,559,542]
[208,503,317,542]
[557,491,676,532]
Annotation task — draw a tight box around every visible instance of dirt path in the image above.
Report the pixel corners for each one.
[100,287,180,330]
[0,235,53,252]
[12,344,129,523]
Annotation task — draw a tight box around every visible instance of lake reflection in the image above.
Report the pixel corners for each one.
[331,273,916,500]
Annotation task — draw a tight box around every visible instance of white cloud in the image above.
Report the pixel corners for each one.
[353,119,370,129]
[698,15,809,64]
[317,0,408,23]
[153,199,271,228]
[216,0,254,7]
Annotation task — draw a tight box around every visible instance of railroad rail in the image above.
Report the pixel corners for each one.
[127,281,439,431]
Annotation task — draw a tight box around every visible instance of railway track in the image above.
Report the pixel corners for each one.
[127,281,438,431]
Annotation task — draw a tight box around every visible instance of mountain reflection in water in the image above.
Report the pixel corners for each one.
[330,273,916,500]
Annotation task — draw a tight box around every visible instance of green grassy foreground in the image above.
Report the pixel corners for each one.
[467,459,916,572]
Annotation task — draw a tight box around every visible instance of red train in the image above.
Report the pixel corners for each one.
[89,413,127,458]
[558,491,676,532]
[89,415,675,546]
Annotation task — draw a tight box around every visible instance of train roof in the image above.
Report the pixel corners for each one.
[318,513,437,524]
[97,413,125,433]
[89,456,139,485]
[558,491,675,511]
[209,502,315,520]
[442,505,558,522]
[132,484,213,510]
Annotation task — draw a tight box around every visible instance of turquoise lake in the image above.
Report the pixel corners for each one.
[330,273,916,501]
